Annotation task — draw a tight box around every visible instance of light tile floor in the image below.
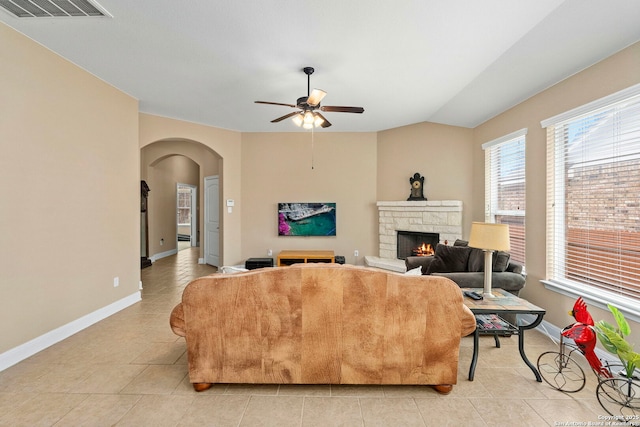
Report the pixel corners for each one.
[0,248,615,426]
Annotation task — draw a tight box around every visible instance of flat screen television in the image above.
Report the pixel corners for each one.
[278,203,336,236]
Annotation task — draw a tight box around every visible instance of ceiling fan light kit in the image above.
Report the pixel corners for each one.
[255,66,364,129]
[292,114,303,127]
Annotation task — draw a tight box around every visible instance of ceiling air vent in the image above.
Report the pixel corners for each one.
[0,0,111,18]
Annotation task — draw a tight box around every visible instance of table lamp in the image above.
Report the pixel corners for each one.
[468,222,511,298]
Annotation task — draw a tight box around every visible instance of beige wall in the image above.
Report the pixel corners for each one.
[0,23,140,353]
[139,115,241,265]
[146,155,199,255]
[473,41,640,342]
[377,122,475,237]
[241,132,378,265]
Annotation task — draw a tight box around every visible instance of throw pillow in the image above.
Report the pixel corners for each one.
[450,238,511,272]
[466,248,511,272]
[426,244,472,274]
[404,266,423,276]
[451,239,485,272]
[493,251,511,272]
[467,248,485,272]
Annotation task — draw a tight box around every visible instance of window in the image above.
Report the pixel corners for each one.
[483,129,527,266]
[542,84,640,311]
[177,186,192,226]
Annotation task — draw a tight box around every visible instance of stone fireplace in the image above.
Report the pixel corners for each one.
[365,200,463,272]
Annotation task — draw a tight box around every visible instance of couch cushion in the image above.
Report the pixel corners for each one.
[467,248,482,271]
[426,244,472,274]
[493,251,511,272]
[453,239,511,272]
[433,271,525,293]
[506,260,523,274]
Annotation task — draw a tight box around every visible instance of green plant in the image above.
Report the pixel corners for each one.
[594,304,640,379]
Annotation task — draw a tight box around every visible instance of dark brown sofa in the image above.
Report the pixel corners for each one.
[405,240,525,295]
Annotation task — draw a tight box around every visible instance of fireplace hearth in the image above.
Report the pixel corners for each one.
[397,231,439,260]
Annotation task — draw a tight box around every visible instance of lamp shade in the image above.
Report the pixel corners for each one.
[292,113,304,127]
[303,111,315,124]
[468,222,510,251]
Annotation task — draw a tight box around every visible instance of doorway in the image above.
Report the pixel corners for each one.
[177,183,197,251]
[141,139,222,265]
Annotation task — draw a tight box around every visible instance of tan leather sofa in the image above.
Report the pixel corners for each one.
[170,263,476,394]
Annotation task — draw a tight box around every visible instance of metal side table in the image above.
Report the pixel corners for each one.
[462,288,546,382]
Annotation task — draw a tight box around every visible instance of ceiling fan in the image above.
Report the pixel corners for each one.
[255,67,364,129]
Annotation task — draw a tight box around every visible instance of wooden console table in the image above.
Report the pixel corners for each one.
[277,250,335,266]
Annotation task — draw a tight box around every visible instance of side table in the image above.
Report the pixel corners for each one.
[462,288,546,382]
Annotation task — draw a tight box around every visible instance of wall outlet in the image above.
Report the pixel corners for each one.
[267,249,273,256]
[354,250,359,257]
[113,277,119,287]
[160,238,164,246]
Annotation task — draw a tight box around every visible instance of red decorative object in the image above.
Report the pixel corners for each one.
[569,297,594,325]
[562,298,612,378]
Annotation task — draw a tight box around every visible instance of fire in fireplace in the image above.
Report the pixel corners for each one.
[396,231,440,260]
[413,243,435,257]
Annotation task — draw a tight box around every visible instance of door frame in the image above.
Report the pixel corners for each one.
[176,183,197,248]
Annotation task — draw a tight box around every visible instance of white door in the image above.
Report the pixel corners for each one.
[204,176,220,266]
[190,187,197,247]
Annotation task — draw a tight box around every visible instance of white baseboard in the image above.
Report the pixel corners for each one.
[198,258,205,264]
[151,249,177,262]
[0,291,141,372]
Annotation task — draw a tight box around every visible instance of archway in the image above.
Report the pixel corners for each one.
[141,139,222,266]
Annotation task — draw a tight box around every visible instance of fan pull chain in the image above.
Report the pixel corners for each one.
[311,127,315,170]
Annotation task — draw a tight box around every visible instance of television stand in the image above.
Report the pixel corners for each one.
[277,250,335,266]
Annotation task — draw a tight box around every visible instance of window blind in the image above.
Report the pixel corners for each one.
[483,129,526,265]
[544,85,640,302]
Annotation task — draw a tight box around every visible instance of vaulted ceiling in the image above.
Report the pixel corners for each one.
[2,0,640,132]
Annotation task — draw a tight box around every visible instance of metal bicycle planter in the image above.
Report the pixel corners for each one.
[596,363,640,425]
[537,324,640,425]
[537,325,588,393]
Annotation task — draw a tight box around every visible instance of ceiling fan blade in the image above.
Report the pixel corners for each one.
[271,111,301,123]
[306,89,327,107]
[316,112,332,128]
[320,105,364,114]
[255,101,297,108]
